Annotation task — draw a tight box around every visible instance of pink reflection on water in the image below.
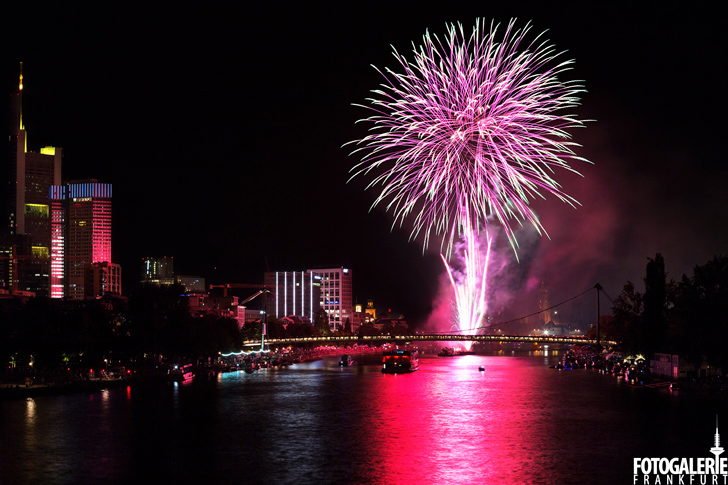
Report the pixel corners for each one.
[358,355,558,484]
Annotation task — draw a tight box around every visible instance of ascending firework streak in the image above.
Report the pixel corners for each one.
[441,206,493,340]
[348,19,589,337]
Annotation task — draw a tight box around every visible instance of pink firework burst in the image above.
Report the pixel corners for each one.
[348,18,590,258]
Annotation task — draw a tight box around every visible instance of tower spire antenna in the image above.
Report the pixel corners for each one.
[18,61,24,130]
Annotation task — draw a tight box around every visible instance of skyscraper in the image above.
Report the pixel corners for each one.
[49,180,113,299]
[3,63,62,296]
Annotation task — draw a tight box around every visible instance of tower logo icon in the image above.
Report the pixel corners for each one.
[633,415,727,483]
[711,415,724,460]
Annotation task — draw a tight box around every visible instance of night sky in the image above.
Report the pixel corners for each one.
[3,2,725,326]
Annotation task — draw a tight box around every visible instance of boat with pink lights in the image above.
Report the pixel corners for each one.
[382,348,419,373]
[168,364,194,382]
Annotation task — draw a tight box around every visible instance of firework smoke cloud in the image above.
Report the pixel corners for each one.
[349,18,590,258]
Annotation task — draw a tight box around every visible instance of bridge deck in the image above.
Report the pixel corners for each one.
[242,334,616,347]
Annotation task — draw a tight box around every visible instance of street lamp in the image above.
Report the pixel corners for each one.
[259,310,267,352]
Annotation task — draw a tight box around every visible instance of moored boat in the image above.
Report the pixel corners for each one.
[339,354,353,366]
[168,364,194,382]
[382,348,419,373]
[438,347,455,357]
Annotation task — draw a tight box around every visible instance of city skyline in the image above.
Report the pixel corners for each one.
[3,3,725,325]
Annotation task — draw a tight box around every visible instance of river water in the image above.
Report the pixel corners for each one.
[1,350,726,484]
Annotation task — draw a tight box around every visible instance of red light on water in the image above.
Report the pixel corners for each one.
[356,356,548,483]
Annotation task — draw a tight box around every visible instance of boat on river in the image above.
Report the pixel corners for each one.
[382,348,419,373]
[438,347,455,357]
[168,364,194,382]
[339,354,353,366]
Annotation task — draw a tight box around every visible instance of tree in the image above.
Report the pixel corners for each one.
[242,320,263,342]
[313,308,330,335]
[126,283,193,357]
[611,281,643,354]
[357,322,381,337]
[642,254,669,356]
[673,256,728,370]
[586,314,616,345]
[265,318,285,339]
[287,322,315,338]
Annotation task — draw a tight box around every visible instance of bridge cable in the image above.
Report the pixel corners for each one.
[599,287,615,305]
[439,285,597,334]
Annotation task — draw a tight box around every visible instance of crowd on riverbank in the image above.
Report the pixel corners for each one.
[219,344,385,371]
[552,345,727,398]
[274,343,385,363]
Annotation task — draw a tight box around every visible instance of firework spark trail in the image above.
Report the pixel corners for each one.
[348,19,589,258]
[441,208,492,347]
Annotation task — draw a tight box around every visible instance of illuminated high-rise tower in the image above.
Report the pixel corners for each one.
[49,180,113,299]
[4,63,63,296]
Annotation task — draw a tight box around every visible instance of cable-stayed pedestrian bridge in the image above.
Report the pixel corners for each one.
[242,334,615,348]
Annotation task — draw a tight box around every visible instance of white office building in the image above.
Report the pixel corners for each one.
[264,271,322,322]
[309,267,353,331]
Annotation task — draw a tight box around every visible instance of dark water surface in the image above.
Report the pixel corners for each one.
[1,351,726,484]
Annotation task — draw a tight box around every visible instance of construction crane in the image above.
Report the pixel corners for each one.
[209,283,274,297]
[209,284,277,351]
[235,288,274,353]
[240,289,272,306]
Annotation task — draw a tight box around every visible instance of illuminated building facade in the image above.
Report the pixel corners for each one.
[365,299,376,319]
[0,234,31,292]
[352,299,376,329]
[176,275,205,293]
[4,63,62,296]
[85,261,122,297]
[309,267,353,331]
[141,256,175,285]
[263,270,321,322]
[49,180,113,299]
